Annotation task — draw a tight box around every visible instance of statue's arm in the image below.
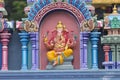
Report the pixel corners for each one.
[44,39,54,49]
[67,39,76,48]
[67,34,77,48]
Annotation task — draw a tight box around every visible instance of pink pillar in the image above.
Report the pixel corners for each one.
[0,31,11,70]
[103,45,110,62]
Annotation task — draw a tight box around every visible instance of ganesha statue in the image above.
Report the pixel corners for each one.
[43,21,76,66]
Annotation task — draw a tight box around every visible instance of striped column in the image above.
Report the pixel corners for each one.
[29,32,38,70]
[19,31,29,70]
[103,45,110,62]
[80,32,89,69]
[91,32,101,69]
[0,31,11,70]
[103,45,114,69]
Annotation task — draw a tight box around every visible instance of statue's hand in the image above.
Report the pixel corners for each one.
[67,39,73,46]
[43,31,49,43]
[43,35,48,43]
[50,40,54,46]
[67,39,76,48]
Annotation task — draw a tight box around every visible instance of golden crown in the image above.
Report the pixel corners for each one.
[56,21,65,28]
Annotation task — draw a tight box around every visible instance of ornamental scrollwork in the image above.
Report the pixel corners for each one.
[80,19,94,32]
[24,20,38,32]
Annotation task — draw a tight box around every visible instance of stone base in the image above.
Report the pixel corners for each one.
[102,61,115,69]
[1,70,120,80]
[46,56,73,70]
[117,62,120,69]
[46,64,73,70]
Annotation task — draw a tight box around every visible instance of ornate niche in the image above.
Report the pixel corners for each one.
[28,1,92,70]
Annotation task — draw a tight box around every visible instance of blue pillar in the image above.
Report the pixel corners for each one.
[91,32,101,69]
[109,51,112,62]
[19,31,29,70]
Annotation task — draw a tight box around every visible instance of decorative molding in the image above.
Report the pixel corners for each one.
[101,35,120,44]
[92,0,120,4]
[34,2,85,24]
[1,70,120,80]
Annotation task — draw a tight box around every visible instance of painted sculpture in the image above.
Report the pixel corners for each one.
[43,21,76,66]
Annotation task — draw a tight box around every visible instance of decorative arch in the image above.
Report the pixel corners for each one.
[28,0,91,22]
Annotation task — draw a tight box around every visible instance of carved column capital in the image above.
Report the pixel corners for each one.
[103,45,110,52]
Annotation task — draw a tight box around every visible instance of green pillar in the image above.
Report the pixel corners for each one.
[87,40,92,69]
[110,44,116,62]
[28,40,32,69]
[117,44,120,62]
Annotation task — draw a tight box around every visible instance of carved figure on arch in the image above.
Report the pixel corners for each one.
[80,19,94,32]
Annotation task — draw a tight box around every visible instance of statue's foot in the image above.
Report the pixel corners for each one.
[52,61,58,67]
